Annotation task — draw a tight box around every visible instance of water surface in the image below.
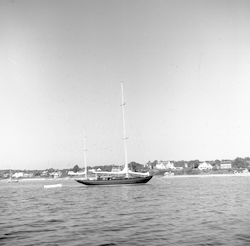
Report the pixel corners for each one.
[1,176,250,245]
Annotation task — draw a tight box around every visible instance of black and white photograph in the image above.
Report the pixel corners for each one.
[1,0,250,245]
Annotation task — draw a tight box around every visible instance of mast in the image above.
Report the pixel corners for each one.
[83,128,87,179]
[121,81,129,178]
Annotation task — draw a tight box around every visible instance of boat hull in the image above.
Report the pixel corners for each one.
[76,175,153,186]
[44,184,62,189]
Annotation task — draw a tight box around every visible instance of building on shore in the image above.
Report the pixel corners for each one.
[198,162,213,170]
[220,161,232,169]
[155,161,176,170]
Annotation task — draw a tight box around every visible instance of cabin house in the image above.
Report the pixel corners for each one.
[198,162,213,170]
[220,161,232,169]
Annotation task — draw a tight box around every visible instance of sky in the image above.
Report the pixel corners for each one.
[1,0,250,170]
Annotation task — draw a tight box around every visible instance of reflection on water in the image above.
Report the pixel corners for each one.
[1,176,250,246]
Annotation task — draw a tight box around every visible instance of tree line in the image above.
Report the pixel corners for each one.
[69,157,250,173]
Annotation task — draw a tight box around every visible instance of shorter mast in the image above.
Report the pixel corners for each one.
[83,128,87,179]
[121,81,129,178]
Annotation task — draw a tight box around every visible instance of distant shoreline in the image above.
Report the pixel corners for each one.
[0,177,76,182]
[161,173,250,178]
[1,173,250,182]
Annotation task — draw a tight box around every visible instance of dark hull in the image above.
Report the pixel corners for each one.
[76,175,153,186]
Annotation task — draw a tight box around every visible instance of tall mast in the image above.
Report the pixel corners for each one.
[121,81,129,178]
[83,128,87,179]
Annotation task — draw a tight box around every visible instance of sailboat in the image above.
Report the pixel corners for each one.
[75,82,153,186]
[7,170,18,183]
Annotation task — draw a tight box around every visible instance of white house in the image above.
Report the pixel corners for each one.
[41,170,48,176]
[23,173,33,178]
[220,161,232,169]
[49,172,61,178]
[156,161,176,169]
[155,162,165,169]
[198,162,213,170]
[12,172,24,178]
[111,166,122,172]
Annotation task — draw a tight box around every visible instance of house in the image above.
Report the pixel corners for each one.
[111,166,122,172]
[198,162,213,170]
[41,170,48,176]
[155,162,165,169]
[23,172,33,178]
[12,172,24,178]
[155,161,176,169]
[53,172,60,178]
[220,161,232,169]
[3,173,9,178]
[68,171,76,176]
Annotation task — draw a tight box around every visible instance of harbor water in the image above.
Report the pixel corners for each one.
[1,175,250,246]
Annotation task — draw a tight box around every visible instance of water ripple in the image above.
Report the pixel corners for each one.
[1,177,250,245]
